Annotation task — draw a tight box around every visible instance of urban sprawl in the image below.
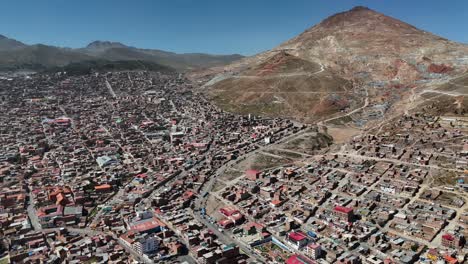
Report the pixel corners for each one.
[0,71,467,264]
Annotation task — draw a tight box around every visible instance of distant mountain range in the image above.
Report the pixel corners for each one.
[0,35,243,71]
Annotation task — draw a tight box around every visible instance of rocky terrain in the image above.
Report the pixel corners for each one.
[207,52,355,121]
[201,6,468,124]
[277,6,468,81]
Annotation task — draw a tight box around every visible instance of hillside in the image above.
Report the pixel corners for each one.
[202,6,468,123]
[0,34,27,51]
[207,52,355,121]
[0,44,92,71]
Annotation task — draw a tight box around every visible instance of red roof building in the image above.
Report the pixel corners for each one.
[95,184,112,193]
[218,206,244,229]
[182,190,195,201]
[286,254,315,264]
[130,217,166,233]
[334,206,353,214]
[245,169,261,181]
[333,206,354,222]
[219,206,239,217]
[444,255,459,264]
[218,219,234,229]
[286,231,309,249]
[442,233,461,248]
[442,234,455,241]
[288,231,307,242]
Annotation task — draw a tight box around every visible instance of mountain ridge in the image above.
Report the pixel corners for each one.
[85,40,129,51]
[0,34,27,51]
[0,35,244,71]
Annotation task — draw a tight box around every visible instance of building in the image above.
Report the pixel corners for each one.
[94,184,113,193]
[246,169,261,181]
[334,206,354,222]
[441,233,464,249]
[305,243,322,260]
[96,155,119,167]
[133,234,159,255]
[286,254,315,264]
[130,217,165,234]
[243,222,265,235]
[37,205,64,228]
[286,231,309,250]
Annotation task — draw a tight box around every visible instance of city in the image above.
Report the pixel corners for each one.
[0,2,467,264]
[0,69,466,263]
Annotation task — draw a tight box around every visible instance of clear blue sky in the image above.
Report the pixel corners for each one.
[1,0,467,55]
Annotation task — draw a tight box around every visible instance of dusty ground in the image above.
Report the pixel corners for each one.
[206,53,354,121]
[432,171,461,186]
[229,153,293,174]
[279,130,333,155]
[326,125,363,143]
[205,195,227,218]
[220,169,243,182]
[211,179,227,193]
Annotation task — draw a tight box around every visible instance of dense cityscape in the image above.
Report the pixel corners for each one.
[1,2,468,264]
[0,70,466,264]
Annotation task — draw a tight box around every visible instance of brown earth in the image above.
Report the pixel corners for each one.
[198,6,468,123]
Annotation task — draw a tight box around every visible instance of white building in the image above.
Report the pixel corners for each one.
[133,234,159,255]
[305,243,322,260]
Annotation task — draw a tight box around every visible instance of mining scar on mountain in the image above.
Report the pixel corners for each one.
[201,6,468,123]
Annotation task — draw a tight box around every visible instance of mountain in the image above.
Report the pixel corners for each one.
[0,36,243,71]
[202,6,468,122]
[79,42,244,70]
[0,34,27,51]
[277,6,468,82]
[83,40,129,53]
[207,51,354,120]
[0,44,92,71]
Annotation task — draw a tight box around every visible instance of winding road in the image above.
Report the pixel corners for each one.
[420,89,468,97]
[319,86,369,125]
[204,62,325,88]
